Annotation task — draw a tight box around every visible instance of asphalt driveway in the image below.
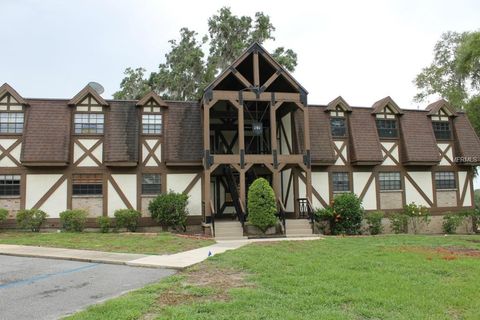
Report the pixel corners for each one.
[0,255,175,320]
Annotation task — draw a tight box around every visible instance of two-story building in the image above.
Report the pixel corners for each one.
[1,43,479,235]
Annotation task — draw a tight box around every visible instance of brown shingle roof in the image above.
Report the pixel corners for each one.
[165,101,203,163]
[399,110,440,165]
[453,113,480,164]
[104,101,139,165]
[308,107,336,164]
[348,108,383,164]
[21,100,71,165]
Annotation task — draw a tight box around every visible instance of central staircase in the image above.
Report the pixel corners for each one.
[285,219,314,237]
[214,221,247,240]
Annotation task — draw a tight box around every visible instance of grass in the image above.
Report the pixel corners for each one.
[0,232,214,255]
[66,235,480,320]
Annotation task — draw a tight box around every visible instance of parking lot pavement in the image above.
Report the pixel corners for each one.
[0,255,176,320]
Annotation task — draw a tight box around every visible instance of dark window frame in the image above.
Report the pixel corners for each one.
[72,174,103,196]
[376,119,398,138]
[0,112,24,134]
[142,113,163,135]
[0,174,20,196]
[330,117,347,138]
[379,172,402,191]
[74,112,105,135]
[435,171,456,190]
[141,173,161,195]
[332,172,350,192]
[432,121,452,140]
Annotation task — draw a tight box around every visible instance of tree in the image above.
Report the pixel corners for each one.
[114,7,298,101]
[414,31,480,134]
[113,67,150,100]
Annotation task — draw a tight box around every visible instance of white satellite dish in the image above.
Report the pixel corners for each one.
[88,81,105,95]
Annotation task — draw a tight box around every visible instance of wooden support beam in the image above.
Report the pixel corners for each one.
[302,104,311,152]
[239,169,246,209]
[238,102,245,152]
[203,103,211,164]
[270,101,277,153]
[204,169,211,217]
[213,91,300,102]
[262,71,280,90]
[233,69,253,89]
[253,51,260,87]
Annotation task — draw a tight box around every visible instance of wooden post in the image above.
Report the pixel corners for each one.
[305,169,313,203]
[272,169,281,199]
[204,169,211,217]
[293,168,299,218]
[239,169,246,208]
[270,101,277,153]
[203,103,210,154]
[253,51,260,87]
[303,105,311,152]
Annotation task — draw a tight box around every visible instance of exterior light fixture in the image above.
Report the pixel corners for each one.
[252,121,263,136]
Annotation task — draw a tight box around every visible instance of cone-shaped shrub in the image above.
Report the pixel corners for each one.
[247,178,277,232]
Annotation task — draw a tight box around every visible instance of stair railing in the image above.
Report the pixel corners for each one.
[297,197,315,233]
[210,200,216,237]
[276,197,286,234]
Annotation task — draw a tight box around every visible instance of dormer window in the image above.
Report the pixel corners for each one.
[137,93,168,135]
[376,107,398,138]
[426,100,457,141]
[69,86,108,135]
[432,109,451,140]
[372,97,403,139]
[326,98,351,138]
[0,93,24,134]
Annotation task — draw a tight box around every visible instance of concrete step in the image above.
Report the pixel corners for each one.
[286,234,320,238]
[286,228,312,234]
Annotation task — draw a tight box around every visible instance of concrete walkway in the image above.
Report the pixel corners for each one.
[0,236,321,270]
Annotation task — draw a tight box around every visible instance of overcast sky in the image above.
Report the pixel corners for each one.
[1,0,479,188]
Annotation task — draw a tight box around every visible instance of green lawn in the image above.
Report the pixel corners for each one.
[0,232,214,255]
[67,235,480,320]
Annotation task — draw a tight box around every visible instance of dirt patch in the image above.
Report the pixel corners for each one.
[157,264,251,307]
[396,246,480,260]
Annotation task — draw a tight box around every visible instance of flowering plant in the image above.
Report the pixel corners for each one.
[402,202,430,234]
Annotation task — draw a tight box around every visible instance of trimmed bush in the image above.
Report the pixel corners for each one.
[59,209,88,232]
[403,202,430,234]
[16,209,48,232]
[247,178,277,233]
[0,208,8,225]
[114,209,142,232]
[389,213,408,234]
[442,212,464,234]
[365,211,384,235]
[97,216,111,233]
[149,191,189,231]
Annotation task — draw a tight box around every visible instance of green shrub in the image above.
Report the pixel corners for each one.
[114,209,142,232]
[97,216,111,233]
[59,209,88,232]
[16,209,48,232]
[442,212,464,234]
[365,211,384,235]
[403,202,430,234]
[314,207,334,234]
[149,191,189,231]
[0,208,8,224]
[247,178,277,233]
[314,193,363,235]
[331,193,364,235]
[389,213,408,234]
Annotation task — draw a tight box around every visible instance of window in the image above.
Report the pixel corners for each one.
[330,118,346,137]
[74,113,104,134]
[332,172,350,192]
[142,114,162,134]
[376,119,398,138]
[142,174,161,195]
[379,172,401,191]
[0,175,20,196]
[0,112,24,133]
[432,121,451,140]
[435,172,456,189]
[72,174,102,195]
